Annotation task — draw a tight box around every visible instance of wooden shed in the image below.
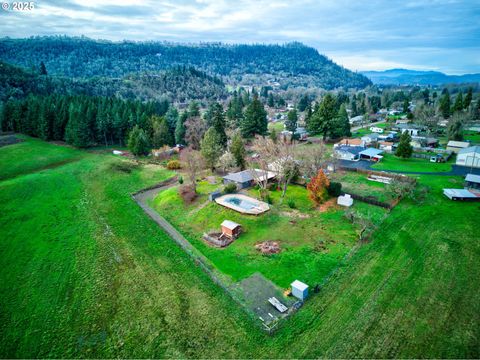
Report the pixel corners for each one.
[221,220,242,239]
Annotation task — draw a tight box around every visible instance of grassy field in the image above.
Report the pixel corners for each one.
[268,121,285,133]
[464,131,480,144]
[330,171,394,203]
[372,153,454,172]
[1,136,480,358]
[151,181,387,289]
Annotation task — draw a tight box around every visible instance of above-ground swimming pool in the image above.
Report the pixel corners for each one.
[215,194,270,215]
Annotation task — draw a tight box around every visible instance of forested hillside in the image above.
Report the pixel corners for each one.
[0,61,227,103]
[0,37,371,89]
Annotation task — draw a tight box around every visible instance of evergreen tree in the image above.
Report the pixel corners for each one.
[200,127,223,171]
[39,61,47,76]
[65,102,91,147]
[351,97,358,117]
[298,95,309,112]
[188,101,200,117]
[285,108,298,133]
[464,87,473,109]
[453,92,464,113]
[308,93,337,139]
[230,132,246,170]
[165,106,179,136]
[439,90,451,118]
[447,114,464,141]
[267,93,275,108]
[210,102,227,147]
[402,98,409,113]
[334,103,351,138]
[241,95,267,138]
[175,111,187,145]
[127,125,151,156]
[395,132,413,159]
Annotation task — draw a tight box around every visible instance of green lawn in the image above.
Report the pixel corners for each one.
[151,182,387,288]
[464,131,480,144]
[1,137,480,358]
[268,121,285,133]
[330,171,394,203]
[372,153,454,173]
[0,135,84,181]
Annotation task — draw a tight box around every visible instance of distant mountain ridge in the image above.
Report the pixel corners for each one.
[0,36,371,90]
[361,68,480,85]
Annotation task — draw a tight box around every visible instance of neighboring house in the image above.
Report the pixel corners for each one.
[334,146,365,161]
[378,132,398,141]
[223,169,276,189]
[295,127,309,140]
[425,137,439,147]
[443,188,480,201]
[334,138,365,147]
[456,146,480,169]
[394,123,424,136]
[359,148,384,161]
[379,141,394,151]
[370,126,384,133]
[465,174,480,190]
[395,119,410,125]
[349,115,364,125]
[447,140,471,153]
[361,133,380,145]
[410,136,426,149]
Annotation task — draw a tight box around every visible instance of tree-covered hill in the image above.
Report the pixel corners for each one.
[0,61,227,103]
[0,36,371,90]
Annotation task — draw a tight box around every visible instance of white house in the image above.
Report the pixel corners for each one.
[447,140,471,153]
[456,146,480,169]
[370,126,384,133]
[395,124,424,136]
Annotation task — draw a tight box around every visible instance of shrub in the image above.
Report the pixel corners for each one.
[327,182,342,197]
[167,160,181,170]
[179,184,197,203]
[178,176,184,184]
[287,199,296,209]
[307,169,330,205]
[265,194,273,204]
[223,183,237,194]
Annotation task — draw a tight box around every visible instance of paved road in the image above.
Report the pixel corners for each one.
[338,159,480,176]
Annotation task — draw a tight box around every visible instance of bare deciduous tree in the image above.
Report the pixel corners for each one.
[298,141,332,179]
[180,147,204,192]
[185,116,206,150]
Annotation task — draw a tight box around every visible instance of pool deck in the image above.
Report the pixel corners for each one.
[215,194,270,215]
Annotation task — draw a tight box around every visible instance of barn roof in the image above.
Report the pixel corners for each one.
[458,145,480,155]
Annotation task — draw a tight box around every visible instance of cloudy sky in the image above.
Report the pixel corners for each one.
[1,0,479,74]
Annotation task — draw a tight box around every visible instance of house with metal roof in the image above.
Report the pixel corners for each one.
[456,146,480,169]
[359,148,384,161]
[334,145,365,161]
[447,140,471,153]
[361,133,380,145]
[223,169,276,189]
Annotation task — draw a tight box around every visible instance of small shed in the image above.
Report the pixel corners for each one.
[291,280,309,300]
[465,174,480,190]
[221,220,242,239]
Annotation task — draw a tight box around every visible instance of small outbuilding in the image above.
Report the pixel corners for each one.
[443,188,480,201]
[359,148,384,161]
[456,146,480,169]
[447,140,471,153]
[221,220,242,239]
[291,280,309,301]
[465,174,480,190]
[337,194,354,207]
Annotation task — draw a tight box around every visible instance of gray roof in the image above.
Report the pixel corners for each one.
[458,145,480,155]
[336,145,365,156]
[465,174,480,184]
[223,170,254,183]
[359,148,384,157]
[362,133,380,140]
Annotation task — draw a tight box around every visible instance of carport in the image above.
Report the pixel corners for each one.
[359,148,384,162]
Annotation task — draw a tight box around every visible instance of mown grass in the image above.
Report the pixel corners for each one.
[1,137,479,358]
[372,153,454,173]
[0,135,83,181]
[152,181,387,288]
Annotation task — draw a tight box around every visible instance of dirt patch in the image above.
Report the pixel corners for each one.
[255,241,281,255]
[280,210,311,219]
[316,198,339,212]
